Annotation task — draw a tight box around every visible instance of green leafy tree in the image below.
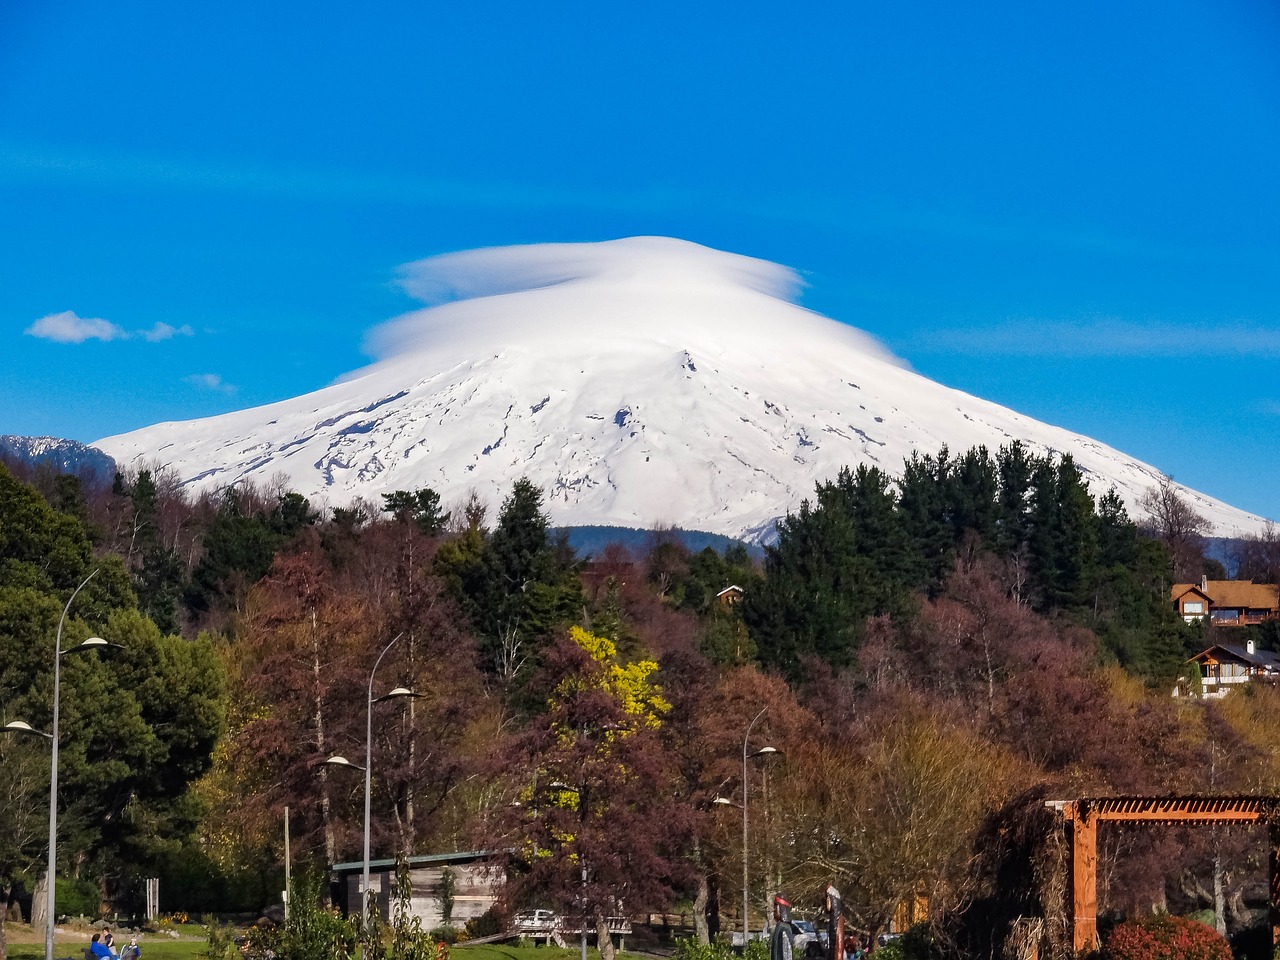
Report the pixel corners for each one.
[0,465,225,904]
[500,626,691,960]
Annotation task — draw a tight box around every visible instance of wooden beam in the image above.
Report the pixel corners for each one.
[1071,806,1098,954]
[1091,809,1266,824]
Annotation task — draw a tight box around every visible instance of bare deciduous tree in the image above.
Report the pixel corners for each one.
[1235,521,1280,586]
[1137,475,1211,581]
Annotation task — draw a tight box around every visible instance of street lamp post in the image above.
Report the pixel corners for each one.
[548,780,589,960]
[3,569,119,960]
[738,708,777,946]
[325,633,416,934]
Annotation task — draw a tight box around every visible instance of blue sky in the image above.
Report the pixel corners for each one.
[2,0,1279,522]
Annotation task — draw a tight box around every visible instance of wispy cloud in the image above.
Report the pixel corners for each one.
[914,319,1280,358]
[138,321,194,342]
[25,311,195,345]
[0,140,1215,263]
[184,373,236,393]
[25,311,128,343]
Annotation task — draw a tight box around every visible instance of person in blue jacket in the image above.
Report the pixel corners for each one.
[89,934,116,960]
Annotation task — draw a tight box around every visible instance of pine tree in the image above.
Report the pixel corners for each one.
[448,478,583,675]
[897,449,954,594]
[381,487,450,535]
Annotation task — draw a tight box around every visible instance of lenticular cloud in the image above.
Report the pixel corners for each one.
[362,236,901,368]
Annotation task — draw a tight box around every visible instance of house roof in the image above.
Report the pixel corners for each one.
[716,584,744,597]
[1188,644,1280,671]
[1171,581,1280,611]
[331,850,495,874]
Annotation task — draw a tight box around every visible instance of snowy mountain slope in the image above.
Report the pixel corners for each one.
[1,435,117,484]
[95,237,1270,542]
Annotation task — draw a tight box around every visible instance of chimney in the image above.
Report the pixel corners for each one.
[1247,638,1256,656]
[1201,574,1208,592]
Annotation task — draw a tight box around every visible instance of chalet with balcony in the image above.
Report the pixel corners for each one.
[1185,638,1280,698]
[1171,577,1280,626]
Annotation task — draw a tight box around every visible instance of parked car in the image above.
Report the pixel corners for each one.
[789,920,825,959]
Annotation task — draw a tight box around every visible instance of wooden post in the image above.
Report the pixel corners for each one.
[1270,820,1280,949]
[284,806,291,921]
[1070,804,1098,954]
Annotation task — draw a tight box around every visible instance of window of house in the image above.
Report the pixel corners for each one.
[1183,601,1205,614]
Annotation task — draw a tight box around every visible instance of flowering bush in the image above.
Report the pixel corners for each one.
[1102,914,1231,960]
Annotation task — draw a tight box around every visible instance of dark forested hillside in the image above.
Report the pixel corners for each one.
[1,446,1277,948]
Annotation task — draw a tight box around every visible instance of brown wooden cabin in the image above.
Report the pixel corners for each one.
[1171,577,1280,627]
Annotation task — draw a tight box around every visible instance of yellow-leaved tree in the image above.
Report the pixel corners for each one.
[499,626,690,960]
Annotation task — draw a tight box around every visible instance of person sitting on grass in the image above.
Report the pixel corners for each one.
[90,933,116,960]
[120,937,141,960]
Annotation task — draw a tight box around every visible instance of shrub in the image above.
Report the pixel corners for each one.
[463,909,501,940]
[244,874,356,960]
[429,926,461,945]
[672,935,735,960]
[203,916,239,960]
[55,878,100,919]
[875,925,939,960]
[1102,914,1231,960]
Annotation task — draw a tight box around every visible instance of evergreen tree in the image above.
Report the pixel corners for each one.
[126,470,185,632]
[949,445,1000,546]
[185,489,280,613]
[744,466,912,674]
[381,487,450,536]
[444,478,582,675]
[897,449,954,594]
[995,441,1037,557]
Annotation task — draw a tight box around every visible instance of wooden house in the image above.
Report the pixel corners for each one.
[1184,638,1280,698]
[1171,577,1280,626]
[330,850,497,927]
[716,585,744,606]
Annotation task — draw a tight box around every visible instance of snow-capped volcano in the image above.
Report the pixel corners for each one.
[96,237,1268,541]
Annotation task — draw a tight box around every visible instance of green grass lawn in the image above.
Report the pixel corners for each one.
[453,946,651,960]
[7,939,208,960]
[4,933,657,960]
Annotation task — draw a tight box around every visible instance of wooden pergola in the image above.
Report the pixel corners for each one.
[1047,796,1280,953]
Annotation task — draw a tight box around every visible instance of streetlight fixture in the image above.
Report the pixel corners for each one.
[738,707,779,947]
[1,569,120,960]
[323,634,418,934]
[3,721,53,739]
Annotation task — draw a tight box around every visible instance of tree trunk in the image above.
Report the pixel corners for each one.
[1213,850,1226,936]
[0,885,8,960]
[312,608,335,864]
[31,874,47,939]
[596,910,616,960]
[694,872,710,945]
